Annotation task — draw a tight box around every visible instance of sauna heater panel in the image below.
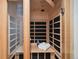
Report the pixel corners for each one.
[30,22,46,43]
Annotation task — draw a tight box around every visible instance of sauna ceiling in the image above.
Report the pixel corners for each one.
[31,0,52,12]
[31,0,62,18]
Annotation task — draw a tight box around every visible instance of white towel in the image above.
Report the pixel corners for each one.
[38,42,50,50]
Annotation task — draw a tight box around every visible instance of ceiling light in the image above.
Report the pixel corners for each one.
[41,9,45,12]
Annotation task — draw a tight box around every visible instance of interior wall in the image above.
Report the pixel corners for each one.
[48,9,60,20]
[0,0,8,59]
[31,11,49,21]
[63,0,73,58]
[30,10,49,42]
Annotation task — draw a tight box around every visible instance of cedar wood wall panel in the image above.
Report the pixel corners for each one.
[23,0,30,59]
[63,0,73,59]
[0,0,8,59]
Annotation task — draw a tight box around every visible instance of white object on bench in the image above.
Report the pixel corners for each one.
[38,42,50,50]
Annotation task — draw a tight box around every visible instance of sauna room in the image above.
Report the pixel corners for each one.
[0,0,71,59]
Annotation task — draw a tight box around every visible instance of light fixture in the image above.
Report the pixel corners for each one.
[41,9,45,12]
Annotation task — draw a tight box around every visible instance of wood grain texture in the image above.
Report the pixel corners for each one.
[31,43,55,53]
[23,0,30,59]
[61,14,65,59]
[63,0,72,59]
[45,0,55,7]
[0,0,8,59]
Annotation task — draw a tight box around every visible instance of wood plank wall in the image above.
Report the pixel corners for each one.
[0,0,8,59]
[63,0,73,59]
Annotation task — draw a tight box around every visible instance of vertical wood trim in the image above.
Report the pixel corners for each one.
[0,0,8,59]
[60,13,63,58]
[62,14,65,59]
[23,0,30,59]
[38,53,39,59]
[46,21,49,42]
[63,0,72,59]
[70,0,73,59]
[52,19,54,47]
[51,53,55,59]
[34,22,35,43]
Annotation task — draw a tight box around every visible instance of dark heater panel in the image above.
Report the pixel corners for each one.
[49,29,52,32]
[49,15,60,59]
[49,25,52,28]
[12,55,15,59]
[30,26,34,28]
[55,55,59,59]
[31,37,34,39]
[35,37,46,39]
[30,22,34,24]
[30,22,46,43]
[35,22,46,25]
[35,33,46,35]
[54,23,60,27]
[32,53,37,59]
[54,45,60,52]
[49,42,53,46]
[54,35,60,40]
[46,53,50,59]
[35,26,46,28]
[54,39,60,47]
[54,29,60,33]
[30,33,34,35]
[19,54,23,59]
[49,38,53,41]
[35,29,46,32]
[30,29,34,32]
[49,34,52,37]
[39,53,44,59]
[54,16,60,22]
[49,20,52,24]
